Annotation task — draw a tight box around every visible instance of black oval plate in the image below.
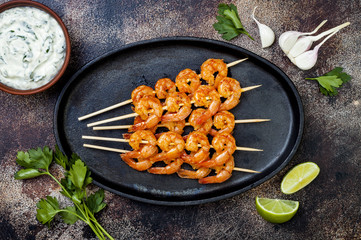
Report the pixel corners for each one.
[54,37,304,206]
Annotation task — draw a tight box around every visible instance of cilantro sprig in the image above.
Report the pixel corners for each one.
[306,67,352,96]
[14,146,113,240]
[213,3,254,41]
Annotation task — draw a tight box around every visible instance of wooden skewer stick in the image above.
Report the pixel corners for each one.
[87,112,138,127]
[241,85,262,92]
[92,119,271,131]
[233,167,260,173]
[78,58,249,121]
[83,142,260,173]
[78,99,133,121]
[226,58,248,67]
[82,135,263,152]
[83,144,130,153]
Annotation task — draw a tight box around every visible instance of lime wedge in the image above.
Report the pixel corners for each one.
[255,197,299,224]
[281,162,320,194]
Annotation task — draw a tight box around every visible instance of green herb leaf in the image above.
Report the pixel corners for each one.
[68,159,88,189]
[213,3,253,41]
[306,67,352,96]
[86,189,107,214]
[16,147,53,170]
[16,151,33,168]
[14,168,44,179]
[59,206,79,224]
[54,145,69,170]
[36,196,60,226]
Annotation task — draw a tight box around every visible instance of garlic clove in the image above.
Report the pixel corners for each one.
[252,7,275,48]
[288,36,313,58]
[279,31,301,54]
[294,50,318,70]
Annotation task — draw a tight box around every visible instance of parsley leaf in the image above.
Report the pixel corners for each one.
[36,196,60,226]
[28,147,53,170]
[16,146,52,170]
[59,206,79,225]
[86,189,107,214]
[68,159,89,189]
[54,145,69,170]
[213,3,254,41]
[306,67,352,96]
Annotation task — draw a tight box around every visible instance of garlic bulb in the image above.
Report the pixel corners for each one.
[252,7,275,48]
[279,20,327,54]
[293,30,340,70]
[288,22,350,59]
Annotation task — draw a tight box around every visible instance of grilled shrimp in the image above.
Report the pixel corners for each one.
[150,132,185,162]
[200,59,228,87]
[155,78,176,99]
[209,111,235,136]
[148,158,183,175]
[129,130,158,159]
[131,85,155,105]
[121,151,154,171]
[181,131,210,165]
[175,68,201,95]
[129,96,163,132]
[217,77,242,111]
[177,166,211,179]
[188,108,213,134]
[199,133,236,168]
[160,119,186,135]
[192,85,221,125]
[161,92,192,122]
[199,156,234,184]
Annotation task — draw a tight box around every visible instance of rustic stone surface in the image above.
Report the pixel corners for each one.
[1,0,360,239]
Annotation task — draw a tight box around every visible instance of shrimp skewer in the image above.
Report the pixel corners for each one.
[78,58,248,121]
[92,118,270,130]
[82,133,262,152]
[87,82,261,127]
[82,143,259,174]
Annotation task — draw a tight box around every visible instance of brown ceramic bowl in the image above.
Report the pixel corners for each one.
[0,0,71,95]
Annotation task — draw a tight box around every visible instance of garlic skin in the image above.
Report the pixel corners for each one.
[252,7,275,48]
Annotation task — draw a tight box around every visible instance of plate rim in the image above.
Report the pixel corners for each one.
[54,36,304,206]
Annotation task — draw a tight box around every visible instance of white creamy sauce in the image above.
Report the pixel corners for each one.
[0,7,66,90]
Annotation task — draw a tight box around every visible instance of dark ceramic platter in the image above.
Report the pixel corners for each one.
[54,37,303,206]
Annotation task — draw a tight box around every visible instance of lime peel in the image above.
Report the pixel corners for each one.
[281,162,320,194]
[255,197,299,224]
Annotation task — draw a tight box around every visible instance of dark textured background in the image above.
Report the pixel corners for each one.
[0,0,360,239]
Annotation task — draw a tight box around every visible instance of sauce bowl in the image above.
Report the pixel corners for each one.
[0,0,71,95]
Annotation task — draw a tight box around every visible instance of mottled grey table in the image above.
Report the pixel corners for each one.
[1,0,360,239]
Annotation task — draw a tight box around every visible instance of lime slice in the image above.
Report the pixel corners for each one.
[281,162,320,194]
[255,197,299,224]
